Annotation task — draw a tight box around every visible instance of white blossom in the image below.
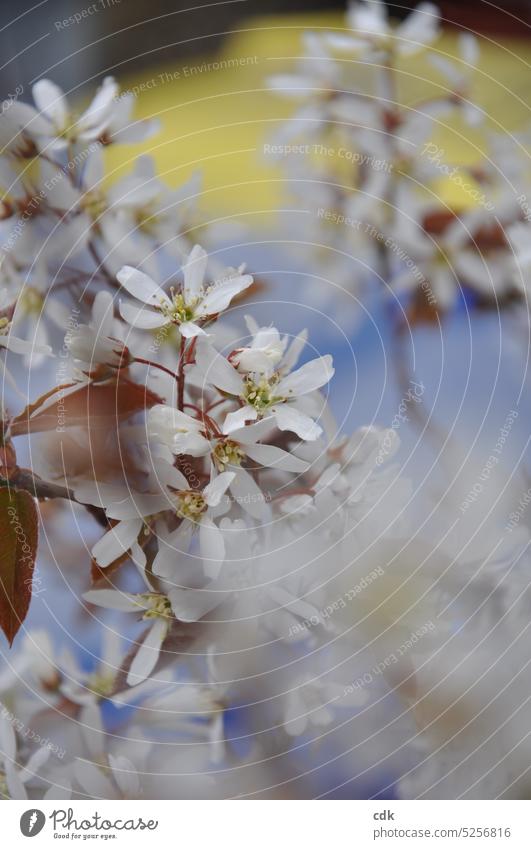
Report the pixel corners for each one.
[117,245,253,338]
[0,706,51,799]
[14,77,156,154]
[196,330,334,440]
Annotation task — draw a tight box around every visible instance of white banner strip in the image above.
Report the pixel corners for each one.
[3,799,531,848]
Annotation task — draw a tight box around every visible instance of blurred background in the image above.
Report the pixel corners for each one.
[3,0,531,528]
[2,0,531,98]
[2,0,531,800]
[3,0,531,522]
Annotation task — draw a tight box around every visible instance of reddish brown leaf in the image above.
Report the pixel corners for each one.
[422,209,457,236]
[407,287,440,326]
[0,487,38,645]
[9,382,76,432]
[0,441,18,480]
[10,377,164,437]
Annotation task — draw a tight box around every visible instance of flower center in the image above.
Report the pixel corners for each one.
[88,671,116,698]
[18,286,43,316]
[134,205,157,234]
[141,593,173,620]
[56,111,82,142]
[81,189,107,220]
[213,439,245,471]
[243,375,283,412]
[174,490,207,521]
[0,316,11,336]
[159,290,199,324]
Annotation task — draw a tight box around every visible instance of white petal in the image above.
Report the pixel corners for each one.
[152,522,193,578]
[91,519,143,567]
[322,33,367,52]
[244,442,309,473]
[32,79,67,128]
[267,73,319,95]
[195,341,243,395]
[168,588,220,622]
[74,482,130,507]
[116,266,169,306]
[277,355,334,397]
[459,32,479,66]
[269,585,323,624]
[75,759,115,799]
[179,320,206,339]
[130,542,147,572]
[397,3,440,55]
[428,54,462,86]
[198,274,253,316]
[282,329,308,372]
[279,494,314,516]
[83,589,148,612]
[283,692,307,737]
[80,703,106,758]
[273,404,322,441]
[348,0,388,35]
[152,457,190,490]
[127,618,168,685]
[204,471,235,507]
[78,77,118,134]
[105,493,171,521]
[111,119,160,144]
[82,149,105,192]
[101,627,123,673]
[244,314,259,335]
[0,334,52,356]
[183,244,208,301]
[18,746,50,782]
[91,290,114,339]
[5,768,27,799]
[0,710,16,761]
[229,468,268,520]
[39,159,80,208]
[223,406,258,434]
[200,517,225,579]
[108,754,140,798]
[229,416,277,444]
[209,713,225,764]
[148,405,202,437]
[119,299,168,329]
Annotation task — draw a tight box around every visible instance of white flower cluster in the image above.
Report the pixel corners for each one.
[268,0,531,319]
[0,28,529,802]
[0,75,214,371]
[0,70,420,799]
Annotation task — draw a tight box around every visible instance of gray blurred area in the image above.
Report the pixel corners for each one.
[2,0,529,101]
[0,0,342,98]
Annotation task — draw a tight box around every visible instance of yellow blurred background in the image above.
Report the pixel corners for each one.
[105,12,531,218]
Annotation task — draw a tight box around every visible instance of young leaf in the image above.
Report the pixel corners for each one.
[0,487,38,645]
[10,378,164,437]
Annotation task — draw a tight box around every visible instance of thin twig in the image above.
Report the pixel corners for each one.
[177,336,186,411]
[2,468,108,526]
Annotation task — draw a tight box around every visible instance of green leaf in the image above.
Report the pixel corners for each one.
[0,487,38,645]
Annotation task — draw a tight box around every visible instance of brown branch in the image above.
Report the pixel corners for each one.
[177,335,186,411]
[2,468,108,527]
